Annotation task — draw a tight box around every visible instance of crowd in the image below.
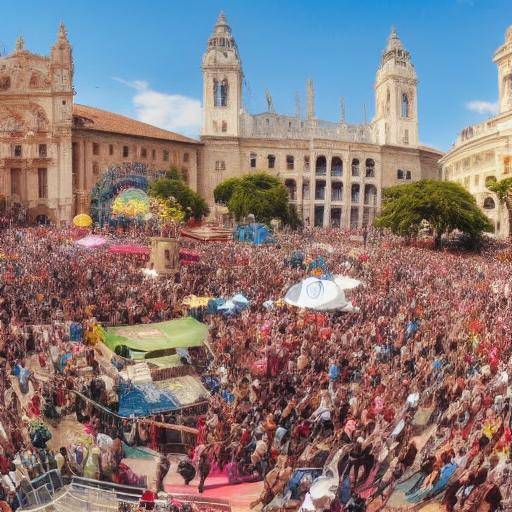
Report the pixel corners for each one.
[0,223,512,512]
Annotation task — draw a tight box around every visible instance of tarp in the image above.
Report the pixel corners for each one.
[108,244,150,255]
[234,223,274,244]
[102,317,207,357]
[75,235,107,248]
[118,382,180,416]
[284,277,358,312]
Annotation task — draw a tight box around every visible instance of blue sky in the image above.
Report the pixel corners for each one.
[2,0,510,150]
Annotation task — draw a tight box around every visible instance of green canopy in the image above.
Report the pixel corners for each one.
[102,317,207,356]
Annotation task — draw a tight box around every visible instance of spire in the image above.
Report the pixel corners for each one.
[57,22,70,44]
[306,78,315,120]
[15,35,25,52]
[385,25,404,52]
[213,10,231,35]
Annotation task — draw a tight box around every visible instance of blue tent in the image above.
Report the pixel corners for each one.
[118,382,180,417]
[234,223,274,244]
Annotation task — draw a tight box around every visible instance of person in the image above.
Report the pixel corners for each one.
[156,455,170,492]
[177,458,196,486]
[197,449,210,494]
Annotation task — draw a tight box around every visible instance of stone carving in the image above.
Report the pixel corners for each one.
[29,71,51,89]
[0,75,10,91]
[0,103,49,133]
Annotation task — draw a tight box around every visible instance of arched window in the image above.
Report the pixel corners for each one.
[365,158,375,178]
[401,93,409,118]
[331,157,343,176]
[406,170,411,180]
[397,169,404,180]
[483,197,496,209]
[351,158,360,177]
[213,79,229,107]
[315,156,327,175]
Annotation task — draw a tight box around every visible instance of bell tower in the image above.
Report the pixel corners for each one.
[373,27,418,147]
[201,11,243,137]
[494,25,512,114]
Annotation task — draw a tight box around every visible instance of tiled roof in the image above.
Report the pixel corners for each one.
[73,104,199,145]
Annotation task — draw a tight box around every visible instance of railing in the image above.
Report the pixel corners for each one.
[19,474,232,512]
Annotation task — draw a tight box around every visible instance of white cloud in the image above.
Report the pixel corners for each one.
[466,100,499,115]
[113,78,201,138]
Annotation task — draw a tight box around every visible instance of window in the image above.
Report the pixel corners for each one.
[483,197,496,209]
[93,162,99,176]
[152,149,156,160]
[302,181,310,200]
[267,154,276,169]
[397,169,404,180]
[304,156,310,172]
[213,78,228,107]
[314,206,325,227]
[215,160,226,171]
[183,152,190,163]
[38,168,48,198]
[109,144,114,156]
[141,147,147,158]
[406,170,411,180]
[331,182,343,201]
[404,129,409,144]
[401,93,409,118]
[250,153,257,168]
[331,157,343,176]
[92,143,100,156]
[182,169,189,184]
[10,168,21,196]
[14,145,22,157]
[350,206,359,229]
[38,144,47,158]
[285,179,297,200]
[286,155,294,170]
[365,158,375,178]
[364,184,377,205]
[221,121,227,132]
[505,157,511,174]
[315,180,326,200]
[315,156,327,175]
[351,184,360,203]
[351,158,360,177]
[122,145,129,158]
[163,150,169,162]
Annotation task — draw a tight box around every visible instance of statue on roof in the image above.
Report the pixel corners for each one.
[265,89,275,113]
[15,35,25,52]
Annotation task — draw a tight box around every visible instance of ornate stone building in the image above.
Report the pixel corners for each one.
[0,24,200,224]
[200,13,443,228]
[440,26,512,237]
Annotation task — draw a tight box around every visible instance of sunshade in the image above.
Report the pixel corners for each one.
[102,317,207,355]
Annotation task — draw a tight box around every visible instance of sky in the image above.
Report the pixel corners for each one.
[1,0,510,150]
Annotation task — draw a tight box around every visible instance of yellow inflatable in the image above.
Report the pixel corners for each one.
[73,213,92,228]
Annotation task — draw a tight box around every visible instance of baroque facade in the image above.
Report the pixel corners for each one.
[440,26,512,237]
[0,25,200,224]
[200,13,442,228]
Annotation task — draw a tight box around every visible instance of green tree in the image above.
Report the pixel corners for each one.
[149,167,209,220]
[375,179,493,249]
[486,176,512,238]
[213,172,302,227]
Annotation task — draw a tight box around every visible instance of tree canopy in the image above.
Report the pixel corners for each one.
[213,172,301,227]
[375,179,493,247]
[149,168,209,220]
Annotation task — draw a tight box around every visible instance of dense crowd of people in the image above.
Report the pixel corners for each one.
[1,223,512,511]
